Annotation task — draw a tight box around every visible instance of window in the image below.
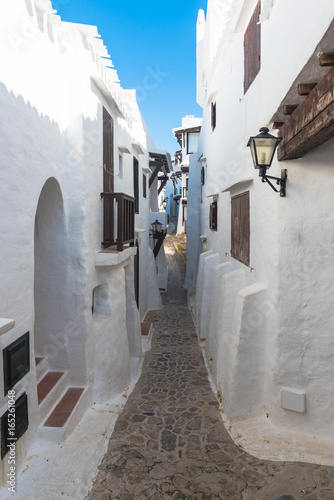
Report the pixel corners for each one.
[133,157,139,213]
[143,173,147,199]
[187,132,200,154]
[209,200,218,231]
[244,0,261,94]
[103,107,114,192]
[211,102,216,131]
[201,166,205,186]
[231,191,250,266]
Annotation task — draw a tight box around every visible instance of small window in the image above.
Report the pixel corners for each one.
[231,191,250,266]
[201,166,205,186]
[143,173,147,199]
[209,200,218,231]
[211,102,216,131]
[244,0,261,94]
[187,132,200,154]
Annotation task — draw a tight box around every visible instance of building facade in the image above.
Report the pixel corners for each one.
[189,0,334,464]
[173,116,202,234]
[0,0,167,485]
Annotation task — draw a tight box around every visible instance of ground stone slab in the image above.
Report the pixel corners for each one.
[87,235,334,500]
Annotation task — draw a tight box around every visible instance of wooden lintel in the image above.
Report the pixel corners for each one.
[318,52,334,67]
[283,104,298,115]
[278,66,334,161]
[297,83,318,96]
[272,122,285,129]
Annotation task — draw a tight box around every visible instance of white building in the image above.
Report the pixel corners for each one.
[173,116,202,234]
[189,0,334,464]
[0,0,168,487]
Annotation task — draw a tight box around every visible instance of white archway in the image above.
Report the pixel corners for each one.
[34,178,69,370]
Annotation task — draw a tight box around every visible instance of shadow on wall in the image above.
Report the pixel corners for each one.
[0,81,104,387]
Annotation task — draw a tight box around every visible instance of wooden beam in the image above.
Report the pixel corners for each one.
[272,122,285,129]
[278,66,334,161]
[149,160,162,168]
[153,234,166,258]
[283,105,298,115]
[158,178,168,195]
[318,52,334,67]
[297,83,317,96]
[149,165,161,188]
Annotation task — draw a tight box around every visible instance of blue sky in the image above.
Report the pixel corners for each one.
[56,0,207,155]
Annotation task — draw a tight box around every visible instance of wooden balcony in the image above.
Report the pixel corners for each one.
[101,193,135,252]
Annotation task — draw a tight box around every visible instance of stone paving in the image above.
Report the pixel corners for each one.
[87,236,334,500]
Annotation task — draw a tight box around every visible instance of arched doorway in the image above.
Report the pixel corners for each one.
[34,178,68,371]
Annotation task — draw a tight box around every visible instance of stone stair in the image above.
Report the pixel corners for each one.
[35,356,89,442]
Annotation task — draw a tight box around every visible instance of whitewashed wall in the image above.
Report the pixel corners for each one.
[192,0,334,463]
[0,0,161,484]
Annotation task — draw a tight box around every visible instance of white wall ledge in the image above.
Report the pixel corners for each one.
[222,177,253,193]
[0,318,15,336]
[94,246,137,267]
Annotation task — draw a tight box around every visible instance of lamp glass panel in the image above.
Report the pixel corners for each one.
[249,140,258,168]
[253,137,277,166]
[152,220,162,233]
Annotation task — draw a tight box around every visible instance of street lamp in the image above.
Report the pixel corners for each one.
[247,127,287,197]
[151,219,167,258]
[151,219,163,236]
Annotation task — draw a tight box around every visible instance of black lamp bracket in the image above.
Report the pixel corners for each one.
[261,169,287,197]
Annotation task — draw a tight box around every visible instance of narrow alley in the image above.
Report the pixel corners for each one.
[87,236,334,500]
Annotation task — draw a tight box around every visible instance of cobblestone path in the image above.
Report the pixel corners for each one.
[87,236,334,500]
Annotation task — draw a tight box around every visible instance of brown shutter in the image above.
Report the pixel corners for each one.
[244,0,261,94]
[231,191,250,266]
[103,107,114,192]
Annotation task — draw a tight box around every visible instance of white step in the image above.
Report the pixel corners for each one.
[38,371,68,425]
[38,386,91,442]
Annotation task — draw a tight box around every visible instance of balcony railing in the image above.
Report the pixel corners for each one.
[101,193,135,252]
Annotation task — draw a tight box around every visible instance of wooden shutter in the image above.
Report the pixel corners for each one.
[231,191,250,266]
[244,0,261,94]
[103,107,114,192]
[133,157,139,213]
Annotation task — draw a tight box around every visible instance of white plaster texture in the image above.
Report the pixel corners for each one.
[0,1,164,488]
[189,0,334,462]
